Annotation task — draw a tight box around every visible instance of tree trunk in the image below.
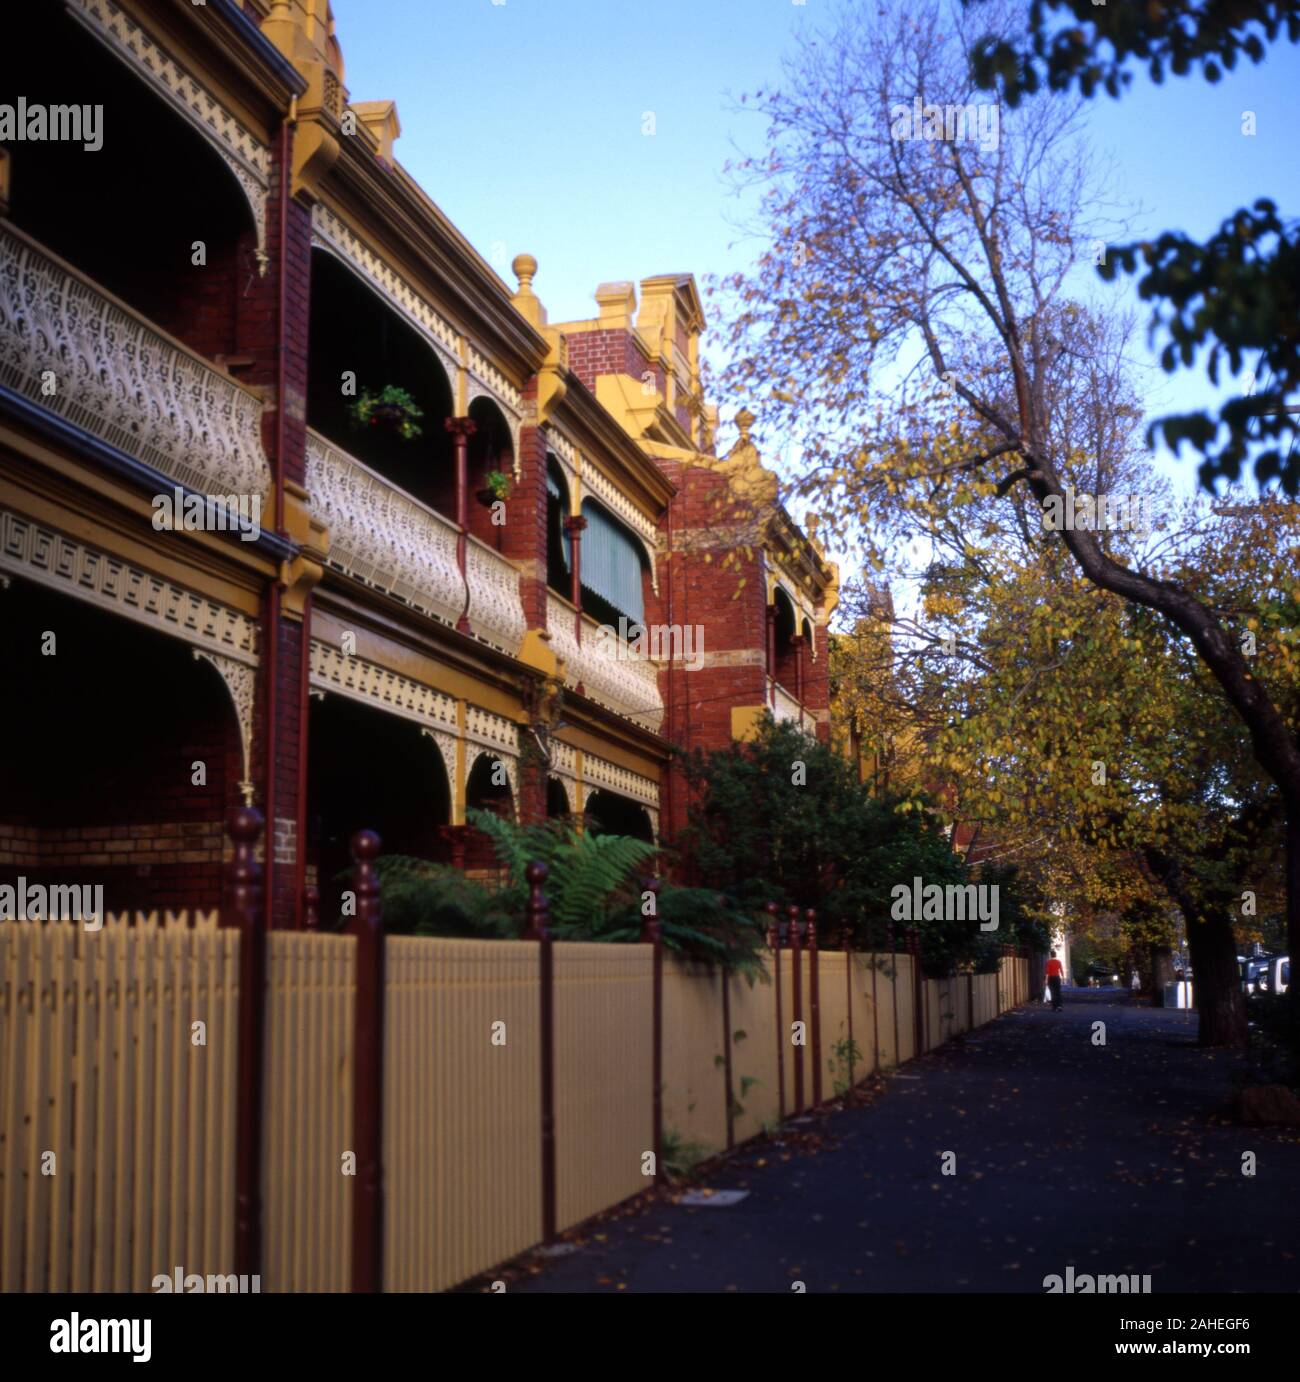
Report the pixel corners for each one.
[1183,910,1248,1049]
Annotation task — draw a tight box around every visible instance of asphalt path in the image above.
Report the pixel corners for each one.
[505,989,1300,1293]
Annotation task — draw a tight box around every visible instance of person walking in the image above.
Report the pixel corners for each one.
[1045,953,1064,1011]
[1130,969,1140,1002]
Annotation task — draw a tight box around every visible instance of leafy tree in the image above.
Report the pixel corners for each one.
[715,0,1300,1003]
[966,0,1300,491]
[678,716,1032,972]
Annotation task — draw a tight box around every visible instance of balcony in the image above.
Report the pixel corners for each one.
[306,428,525,656]
[0,222,270,502]
[547,591,663,732]
[770,679,809,730]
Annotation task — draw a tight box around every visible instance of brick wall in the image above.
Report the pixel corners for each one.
[509,405,550,631]
[565,328,664,397]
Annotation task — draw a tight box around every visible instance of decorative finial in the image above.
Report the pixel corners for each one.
[513,254,538,293]
[735,407,755,442]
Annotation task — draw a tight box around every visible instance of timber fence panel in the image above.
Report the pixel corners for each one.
[861,952,899,1072]
[383,937,541,1293]
[816,952,852,1098]
[660,958,726,1157]
[554,942,653,1234]
[894,952,917,1063]
[262,931,354,1292]
[728,962,780,1143]
[0,921,239,1293]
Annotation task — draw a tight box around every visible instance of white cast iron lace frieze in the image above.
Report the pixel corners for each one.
[305,429,465,630]
[544,594,663,731]
[192,650,256,804]
[464,538,526,656]
[0,226,270,499]
[0,509,259,663]
[420,728,459,795]
[579,615,664,732]
[582,752,659,810]
[309,640,460,736]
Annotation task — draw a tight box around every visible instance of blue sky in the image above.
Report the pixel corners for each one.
[333,0,1300,493]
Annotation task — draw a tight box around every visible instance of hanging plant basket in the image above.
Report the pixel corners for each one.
[347,385,425,441]
[475,469,512,506]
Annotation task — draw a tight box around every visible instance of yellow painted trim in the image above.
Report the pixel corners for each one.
[0,465,265,615]
[454,699,467,825]
[731,705,768,743]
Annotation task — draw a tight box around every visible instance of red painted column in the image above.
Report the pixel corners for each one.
[564,514,587,650]
[348,828,385,1292]
[524,861,557,1242]
[446,417,477,634]
[788,904,804,1114]
[225,806,265,1282]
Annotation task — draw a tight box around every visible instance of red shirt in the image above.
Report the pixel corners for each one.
[1045,959,1064,978]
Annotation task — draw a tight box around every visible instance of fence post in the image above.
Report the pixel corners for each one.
[766,902,784,1119]
[225,805,264,1282]
[788,905,804,1114]
[806,909,822,1107]
[348,828,384,1292]
[967,967,975,1033]
[525,861,557,1243]
[889,924,900,1070]
[719,893,736,1150]
[641,877,663,1179]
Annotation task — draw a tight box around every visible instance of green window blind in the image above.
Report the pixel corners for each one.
[580,499,645,623]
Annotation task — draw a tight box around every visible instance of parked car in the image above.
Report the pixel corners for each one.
[1256,956,1290,996]
[1240,954,1289,996]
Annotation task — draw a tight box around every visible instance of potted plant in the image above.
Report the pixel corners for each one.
[475,469,511,506]
[347,385,424,440]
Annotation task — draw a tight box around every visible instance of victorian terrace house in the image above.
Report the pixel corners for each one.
[0,0,837,927]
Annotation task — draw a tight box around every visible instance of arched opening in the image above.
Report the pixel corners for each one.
[465,397,514,549]
[307,248,455,515]
[546,776,572,821]
[307,696,452,921]
[772,587,799,691]
[585,790,655,843]
[2,5,259,365]
[546,457,573,597]
[0,581,243,916]
[463,753,515,870]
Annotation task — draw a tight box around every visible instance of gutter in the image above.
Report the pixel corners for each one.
[0,384,298,565]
